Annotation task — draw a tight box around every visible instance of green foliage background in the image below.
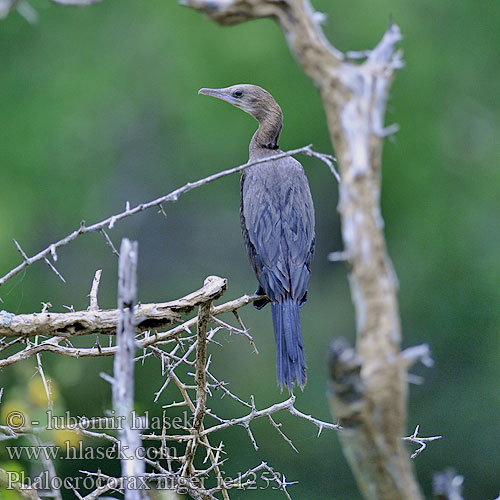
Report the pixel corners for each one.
[0,0,499,498]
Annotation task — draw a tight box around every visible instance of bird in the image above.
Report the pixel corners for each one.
[198,84,315,391]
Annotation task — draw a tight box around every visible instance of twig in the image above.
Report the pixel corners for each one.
[201,395,340,437]
[99,229,120,257]
[34,335,52,410]
[403,425,442,459]
[88,270,102,311]
[0,145,335,287]
[43,257,66,283]
[182,296,211,476]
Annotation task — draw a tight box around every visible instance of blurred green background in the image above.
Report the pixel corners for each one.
[0,0,499,498]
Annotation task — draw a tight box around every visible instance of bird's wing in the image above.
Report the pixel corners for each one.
[241,157,315,302]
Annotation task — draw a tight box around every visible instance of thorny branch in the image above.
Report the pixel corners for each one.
[182,298,210,476]
[1,274,342,500]
[0,277,263,371]
[0,145,337,289]
[0,267,439,500]
[0,275,230,340]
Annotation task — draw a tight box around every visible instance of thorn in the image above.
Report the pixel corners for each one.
[94,335,102,354]
[89,269,102,311]
[41,302,52,313]
[50,244,58,262]
[100,229,120,257]
[13,239,29,261]
[313,10,327,25]
[44,258,66,283]
[157,204,167,218]
[100,372,115,385]
[327,251,348,262]
[375,123,400,138]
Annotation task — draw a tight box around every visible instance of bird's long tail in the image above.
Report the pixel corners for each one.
[271,299,306,390]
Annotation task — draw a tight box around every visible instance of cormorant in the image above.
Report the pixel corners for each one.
[199,84,315,390]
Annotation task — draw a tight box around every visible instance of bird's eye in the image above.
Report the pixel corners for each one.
[233,89,243,98]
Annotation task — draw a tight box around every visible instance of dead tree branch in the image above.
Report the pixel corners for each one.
[201,394,340,440]
[182,296,211,476]
[0,277,267,372]
[0,276,228,339]
[111,238,147,500]
[1,272,341,500]
[0,145,336,289]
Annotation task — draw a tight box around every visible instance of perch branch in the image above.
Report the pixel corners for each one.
[0,276,228,338]
[0,280,264,371]
[0,145,336,288]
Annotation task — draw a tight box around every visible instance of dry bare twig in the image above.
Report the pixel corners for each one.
[0,145,337,289]
[403,425,442,459]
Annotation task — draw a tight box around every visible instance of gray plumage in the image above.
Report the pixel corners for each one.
[199,84,315,390]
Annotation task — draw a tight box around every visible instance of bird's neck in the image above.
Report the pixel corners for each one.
[249,106,283,158]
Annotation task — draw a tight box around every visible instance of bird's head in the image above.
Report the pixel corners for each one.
[198,84,281,123]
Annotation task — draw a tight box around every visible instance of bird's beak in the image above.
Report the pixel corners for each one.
[198,87,234,105]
